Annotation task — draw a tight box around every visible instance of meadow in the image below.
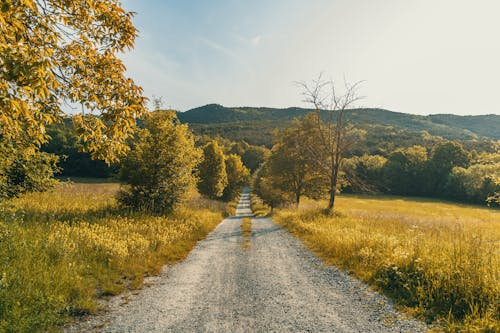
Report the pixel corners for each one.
[273,195,500,332]
[0,182,227,332]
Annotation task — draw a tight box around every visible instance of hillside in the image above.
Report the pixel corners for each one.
[177,104,500,146]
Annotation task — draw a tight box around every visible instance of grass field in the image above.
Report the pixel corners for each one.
[274,195,500,332]
[0,182,226,332]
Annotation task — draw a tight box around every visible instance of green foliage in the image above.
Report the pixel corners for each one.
[445,163,500,205]
[42,120,116,178]
[241,145,270,172]
[0,0,146,163]
[252,163,289,209]
[0,144,59,199]
[118,111,200,213]
[266,116,328,205]
[425,141,470,195]
[383,146,428,196]
[343,154,388,193]
[223,154,250,201]
[177,104,500,149]
[197,141,228,199]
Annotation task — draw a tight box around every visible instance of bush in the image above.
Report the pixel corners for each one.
[0,144,59,199]
[118,111,200,213]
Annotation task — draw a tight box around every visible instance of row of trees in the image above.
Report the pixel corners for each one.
[118,111,250,213]
[344,144,499,205]
[254,115,499,208]
[197,141,250,201]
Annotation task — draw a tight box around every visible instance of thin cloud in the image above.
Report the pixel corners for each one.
[251,35,262,46]
[200,37,240,60]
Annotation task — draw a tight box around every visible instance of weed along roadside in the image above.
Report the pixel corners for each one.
[0,183,227,332]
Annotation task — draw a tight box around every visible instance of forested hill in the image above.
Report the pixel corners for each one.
[177,104,500,143]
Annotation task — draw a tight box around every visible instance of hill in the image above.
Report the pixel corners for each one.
[177,104,500,148]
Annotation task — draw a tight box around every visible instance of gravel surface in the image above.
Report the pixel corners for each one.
[65,189,427,332]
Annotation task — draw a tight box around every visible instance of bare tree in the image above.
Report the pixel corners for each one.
[151,95,165,111]
[298,74,364,212]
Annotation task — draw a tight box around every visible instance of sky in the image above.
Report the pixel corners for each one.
[120,0,500,116]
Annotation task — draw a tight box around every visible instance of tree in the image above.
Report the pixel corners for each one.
[151,95,165,111]
[118,111,200,213]
[0,144,59,198]
[0,0,146,163]
[241,145,270,172]
[42,121,116,178]
[266,115,327,206]
[343,154,388,193]
[425,141,470,195]
[383,146,428,196]
[298,75,364,212]
[223,154,250,201]
[198,141,228,199]
[252,163,289,210]
[445,162,500,205]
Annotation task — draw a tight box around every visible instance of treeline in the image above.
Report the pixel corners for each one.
[43,120,268,179]
[108,111,251,213]
[3,109,498,209]
[344,145,500,205]
[253,113,500,208]
[1,112,257,213]
[189,120,499,154]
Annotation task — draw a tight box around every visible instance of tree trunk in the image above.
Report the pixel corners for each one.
[327,185,336,212]
[295,191,301,207]
[327,167,338,212]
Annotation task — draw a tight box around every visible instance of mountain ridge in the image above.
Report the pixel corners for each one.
[177,104,500,141]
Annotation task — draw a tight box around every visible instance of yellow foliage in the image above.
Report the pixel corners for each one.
[0,0,146,162]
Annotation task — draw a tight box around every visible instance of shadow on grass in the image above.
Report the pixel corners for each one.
[0,204,149,226]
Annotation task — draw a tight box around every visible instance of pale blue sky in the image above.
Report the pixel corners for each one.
[120,0,500,115]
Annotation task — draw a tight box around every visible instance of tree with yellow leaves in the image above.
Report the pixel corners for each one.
[0,0,146,163]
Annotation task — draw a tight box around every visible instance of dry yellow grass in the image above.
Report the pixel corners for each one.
[274,195,500,332]
[250,194,272,217]
[0,182,225,332]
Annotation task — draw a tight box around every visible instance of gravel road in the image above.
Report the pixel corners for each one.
[67,189,427,332]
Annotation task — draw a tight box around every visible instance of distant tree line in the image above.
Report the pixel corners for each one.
[3,105,498,211]
[253,114,500,208]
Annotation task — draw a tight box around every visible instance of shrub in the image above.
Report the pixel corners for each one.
[0,143,59,199]
[118,111,200,213]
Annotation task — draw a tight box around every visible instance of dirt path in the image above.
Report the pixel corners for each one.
[67,189,426,332]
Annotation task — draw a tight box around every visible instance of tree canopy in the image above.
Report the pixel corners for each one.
[197,140,228,199]
[0,0,146,163]
[118,111,200,213]
[223,154,249,201]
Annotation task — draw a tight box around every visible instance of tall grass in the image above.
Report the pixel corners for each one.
[250,193,271,217]
[274,195,500,332]
[0,183,225,332]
